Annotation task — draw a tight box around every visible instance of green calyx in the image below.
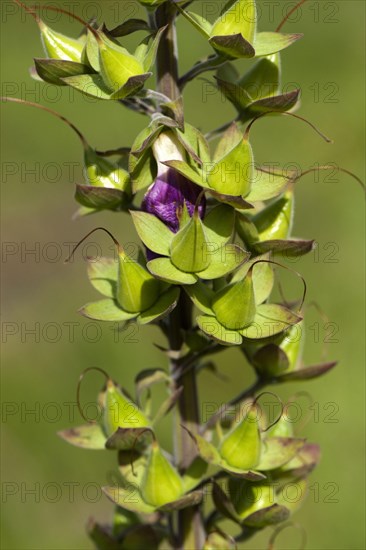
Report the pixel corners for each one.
[39,20,86,62]
[84,147,130,191]
[219,403,261,469]
[98,37,145,93]
[253,190,294,241]
[212,270,256,330]
[170,212,210,274]
[141,441,184,507]
[103,380,149,436]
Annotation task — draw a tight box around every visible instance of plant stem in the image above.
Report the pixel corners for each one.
[154,4,205,548]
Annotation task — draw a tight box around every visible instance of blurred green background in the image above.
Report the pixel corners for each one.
[1,1,364,549]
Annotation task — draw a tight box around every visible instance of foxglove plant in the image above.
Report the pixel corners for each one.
[4,0,363,548]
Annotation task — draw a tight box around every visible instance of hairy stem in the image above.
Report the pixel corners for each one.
[154,4,205,548]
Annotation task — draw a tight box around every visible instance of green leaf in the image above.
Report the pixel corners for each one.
[216,77,253,112]
[240,304,302,340]
[130,211,174,256]
[98,38,145,92]
[147,258,198,285]
[236,212,260,245]
[257,437,306,470]
[197,315,243,346]
[75,184,125,210]
[171,215,211,273]
[209,34,255,59]
[87,257,118,298]
[198,244,250,280]
[103,486,155,514]
[238,54,281,99]
[274,443,320,479]
[254,32,303,57]
[247,89,300,116]
[204,205,235,246]
[175,123,211,165]
[138,287,180,325]
[232,253,274,305]
[212,482,240,523]
[34,58,93,86]
[184,282,214,315]
[245,169,290,202]
[131,125,163,157]
[116,251,160,313]
[80,299,136,322]
[58,423,106,450]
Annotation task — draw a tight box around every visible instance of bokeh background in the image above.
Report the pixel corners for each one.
[1,1,365,548]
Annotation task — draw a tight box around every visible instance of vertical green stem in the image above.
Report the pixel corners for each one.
[154,4,205,548]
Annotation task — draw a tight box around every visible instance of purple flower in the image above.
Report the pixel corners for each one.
[142,168,206,233]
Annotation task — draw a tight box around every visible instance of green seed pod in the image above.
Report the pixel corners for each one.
[98,36,145,93]
[39,20,85,62]
[229,478,276,521]
[84,147,129,191]
[252,190,294,241]
[219,403,261,469]
[212,270,256,330]
[103,379,149,437]
[116,247,160,313]
[170,211,210,273]
[141,441,184,507]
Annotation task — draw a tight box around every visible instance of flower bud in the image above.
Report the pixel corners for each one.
[141,441,184,507]
[98,36,146,93]
[38,20,86,62]
[219,403,261,469]
[103,379,149,437]
[84,147,129,191]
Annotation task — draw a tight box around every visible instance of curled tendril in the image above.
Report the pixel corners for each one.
[268,521,307,550]
[285,391,314,434]
[76,366,110,423]
[290,165,365,194]
[244,111,333,144]
[64,227,121,264]
[276,0,309,32]
[253,391,284,432]
[249,259,307,314]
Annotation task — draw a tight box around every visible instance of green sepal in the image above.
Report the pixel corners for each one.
[253,32,303,57]
[103,486,155,515]
[277,361,337,382]
[184,282,215,315]
[116,250,160,313]
[197,315,243,346]
[240,304,302,340]
[62,72,150,100]
[39,20,85,62]
[253,239,316,257]
[105,19,151,38]
[170,214,211,273]
[130,211,173,256]
[75,185,126,211]
[138,287,180,325]
[103,379,150,436]
[182,458,209,492]
[212,271,256,330]
[245,168,291,202]
[140,26,167,72]
[159,491,203,512]
[34,58,93,86]
[176,8,212,39]
[105,427,153,451]
[98,36,146,93]
[130,149,157,193]
[273,442,321,480]
[209,34,255,59]
[257,437,306,470]
[210,0,257,57]
[84,147,130,191]
[58,423,107,450]
[147,258,198,285]
[79,299,137,322]
[198,244,250,280]
[219,404,261,470]
[243,503,290,527]
[251,343,290,377]
[163,160,205,187]
[203,204,235,246]
[87,257,118,298]
[175,123,211,165]
[238,54,281,100]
